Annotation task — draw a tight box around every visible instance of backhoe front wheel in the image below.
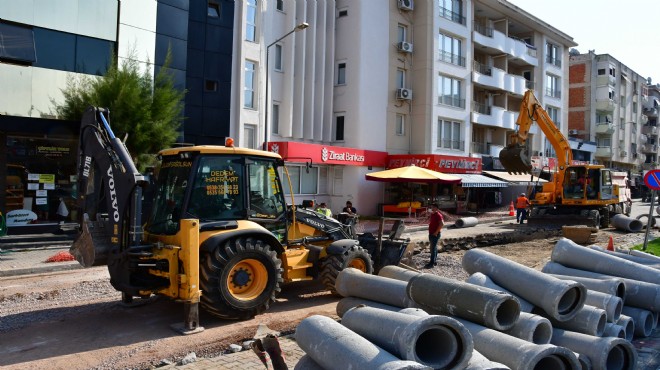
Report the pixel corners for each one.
[319,245,373,295]
[200,237,282,319]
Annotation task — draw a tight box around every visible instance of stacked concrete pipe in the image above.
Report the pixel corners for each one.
[615,315,635,341]
[406,273,521,331]
[294,354,324,370]
[502,312,553,345]
[342,306,473,370]
[603,323,626,339]
[610,214,644,232]
[462,248,586,321]
[455,318,580,370]
[466,272,535,312]
[454,217,478,228]
[550,328,637,370]
[465,350,510,370]
[588,245,660,269]
[295,315,428,370]
[336,297,401,317]
[551,238,660,285]
[542,262,660,312]
[628,249,660,262]
[583,290,622,323]
[539,305,607,337]
[335,268,414,308]
[378,265,420,282]
[547,274,626,300]
[621,306,655,338]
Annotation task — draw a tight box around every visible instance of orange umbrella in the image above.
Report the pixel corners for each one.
[365,165,461,183]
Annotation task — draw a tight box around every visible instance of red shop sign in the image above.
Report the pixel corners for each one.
[387,154,481,174]
[268,142,388,167]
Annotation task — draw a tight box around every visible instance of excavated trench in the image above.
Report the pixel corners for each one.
[439,228,562,251]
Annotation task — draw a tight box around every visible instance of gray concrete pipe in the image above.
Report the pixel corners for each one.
[539,304,607,337]
[584,290,622,323]
[466,272,535,313]
[575,353,593,370]
[336,297,401,318]
[335,267,414,308]
[550,328,637,370]
[455,318,581,370]
[294,354,324,370]
[398,307,431,317]
[547,273,626,300]
[406,273,521,331]
[455,217,478,228]
[615,315,635,341]
[610,214,644,232]
[502,312,553,345]
[462,248,586,321]
[551,238,660,285]
[295,315,428,370]
[542,262,660,312]
[621,306,654,338]
[465,350,511,370]
[603,323,626,339]
[342,306,473,370]
[588,245,660,269]
[628,249,660,262]
[378,265,421,282]
[652,311,659,329]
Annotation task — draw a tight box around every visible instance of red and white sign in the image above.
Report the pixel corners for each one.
[531,156,590,171]
[268,142,388,167]
[387,154,481,174]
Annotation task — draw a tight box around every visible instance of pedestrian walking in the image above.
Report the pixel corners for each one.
[516,193,531,224]
[425,204,444,269]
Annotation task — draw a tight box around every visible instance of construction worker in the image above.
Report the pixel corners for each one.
[316,202,333,218]
[516,192,531,224]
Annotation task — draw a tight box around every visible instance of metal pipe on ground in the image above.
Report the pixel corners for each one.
[551,238,660,285]
[550,328,637,370]
[406,273,521,331]
[335,268,414,308]
[547,273,626,300]
[610,214,644,232]
[502,312,553,344]
[463,248,586,321]
[603,323,626,339]
[466,272,534,312]
[465,350,511,370]
[342,306,473,370]
[615,315,635,342]
[542,262,660,312]
[455,318,581,370]
[621,306,654,338]
[455,217,478,228]
[584,290,622,323]
[588,246,660,269]
[378,265,420,282]
[295,315,428,370]
[538,305,607,337]
[336,297,400,318]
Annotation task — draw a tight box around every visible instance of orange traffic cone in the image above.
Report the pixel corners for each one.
[607,236,614,251]
[509,201,515,216]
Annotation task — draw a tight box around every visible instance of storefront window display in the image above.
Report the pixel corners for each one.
[5,136,78,227]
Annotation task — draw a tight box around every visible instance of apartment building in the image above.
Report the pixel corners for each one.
[568,51,650,185]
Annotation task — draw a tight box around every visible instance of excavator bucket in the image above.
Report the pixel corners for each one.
[499,145,532,175]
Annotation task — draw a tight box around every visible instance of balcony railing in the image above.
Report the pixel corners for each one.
[472,101,491,115]
[642,144,658,153]
[471,142,489,154]
[472,22,493,37]
[642,124,658,136]
[595,146,613,157]
[439,50,466,67]
[545,88,561,99]
[439,7,466,25]
[438,95,466,108]
[546,56,561,67]
[527,45,537,58]
[440,140,465,150]
[473,60,492,76]
[525,80,535,90]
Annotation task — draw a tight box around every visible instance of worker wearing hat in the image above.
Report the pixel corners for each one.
[516,192,531,224]
[316,202,333,218]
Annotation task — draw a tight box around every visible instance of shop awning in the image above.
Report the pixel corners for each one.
[453,174,508,188]
[483,170,547,186]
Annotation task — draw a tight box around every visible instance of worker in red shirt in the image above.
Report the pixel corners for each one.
[516,193,531,224]
[425,203,445,269]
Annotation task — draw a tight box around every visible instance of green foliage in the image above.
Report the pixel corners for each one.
[54,51,185,171]
[632,237,660,256]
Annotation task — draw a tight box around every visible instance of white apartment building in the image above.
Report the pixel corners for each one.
[234,0,577,215]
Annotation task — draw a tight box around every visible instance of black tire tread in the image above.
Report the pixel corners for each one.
[319,245,373,295]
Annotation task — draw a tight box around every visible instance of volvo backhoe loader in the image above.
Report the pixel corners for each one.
[70,107,412,333]
[499,90,629,228]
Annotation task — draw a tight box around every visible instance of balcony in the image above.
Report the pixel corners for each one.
[595,99,615,112]
[471,142,489,155]
[472,61,527,95]
[595,122,615,135]
[439,50,466,67]
[642,144,658,153]
[644,107,658,117]
[471,105,516,130]
[525,80,535,90]
[595,146,613,157]
[438,95,466,109]
[642,125,658,136]
[472,24,537,66]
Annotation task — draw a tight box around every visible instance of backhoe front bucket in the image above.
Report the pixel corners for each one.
[499,145,532,175]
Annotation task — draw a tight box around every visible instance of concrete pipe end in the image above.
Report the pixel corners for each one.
[638,311,655,337]
[594,310,608,337]
[609,297,623,323]
[600,338,637,370]
[612,279,627,301]
[402,315,473,370]
[524,345,580,370]
[531,320,553,345]
[552,282,587,322]
[492,297,521,331]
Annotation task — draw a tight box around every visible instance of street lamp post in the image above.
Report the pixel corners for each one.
[263,22,309,151]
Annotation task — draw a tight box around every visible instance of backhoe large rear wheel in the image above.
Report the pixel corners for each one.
[319,245,373,295]
[200,237,282,319]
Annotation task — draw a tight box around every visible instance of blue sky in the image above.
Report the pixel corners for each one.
[508,0,659,82]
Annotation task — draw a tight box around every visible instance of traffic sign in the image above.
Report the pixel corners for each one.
[644,169,660,190]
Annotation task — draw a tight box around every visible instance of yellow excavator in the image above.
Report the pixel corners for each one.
[499,90,630,228]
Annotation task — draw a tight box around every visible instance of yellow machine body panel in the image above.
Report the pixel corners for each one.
[282,247,313,282]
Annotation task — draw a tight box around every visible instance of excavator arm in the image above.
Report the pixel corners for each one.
[500,90,573,175]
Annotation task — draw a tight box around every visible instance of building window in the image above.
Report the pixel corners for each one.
[208,1,221,17]
[437,75,464,108]
[609,67,616,77]
[276,0,284,11]
[620,96,626,107]
[545,42,560,67]
[204,80,218,92]
[244,124,257,149]
[272,103,280,134]
[545,74,560,98]
[246,0,257,42]
[396,69,405,89]
[336,62,346,85]
[335,115,345,141]
[439,32,464,66]
[439,0,465,24]
[598,137,611,147]
[633,102,638,113]
[396,114,405,136]
[0,21,36,64]
[597,68,606,75]
[397,24,407,43]
[31,27,114,75]
[338,8,348,17]
[437,118,462,149]
[620,118,625,131]
[274,44,283,71]
[546,106,559,126]
[244,60,256,108]
[608,89,615,100]
[282,166,319,195]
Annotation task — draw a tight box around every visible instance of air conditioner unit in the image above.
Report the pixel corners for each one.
[396,88,412,100]
[568,129,579,135]
[397,0,414,11]
[397,41,413,53]
[620,150,627,157]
